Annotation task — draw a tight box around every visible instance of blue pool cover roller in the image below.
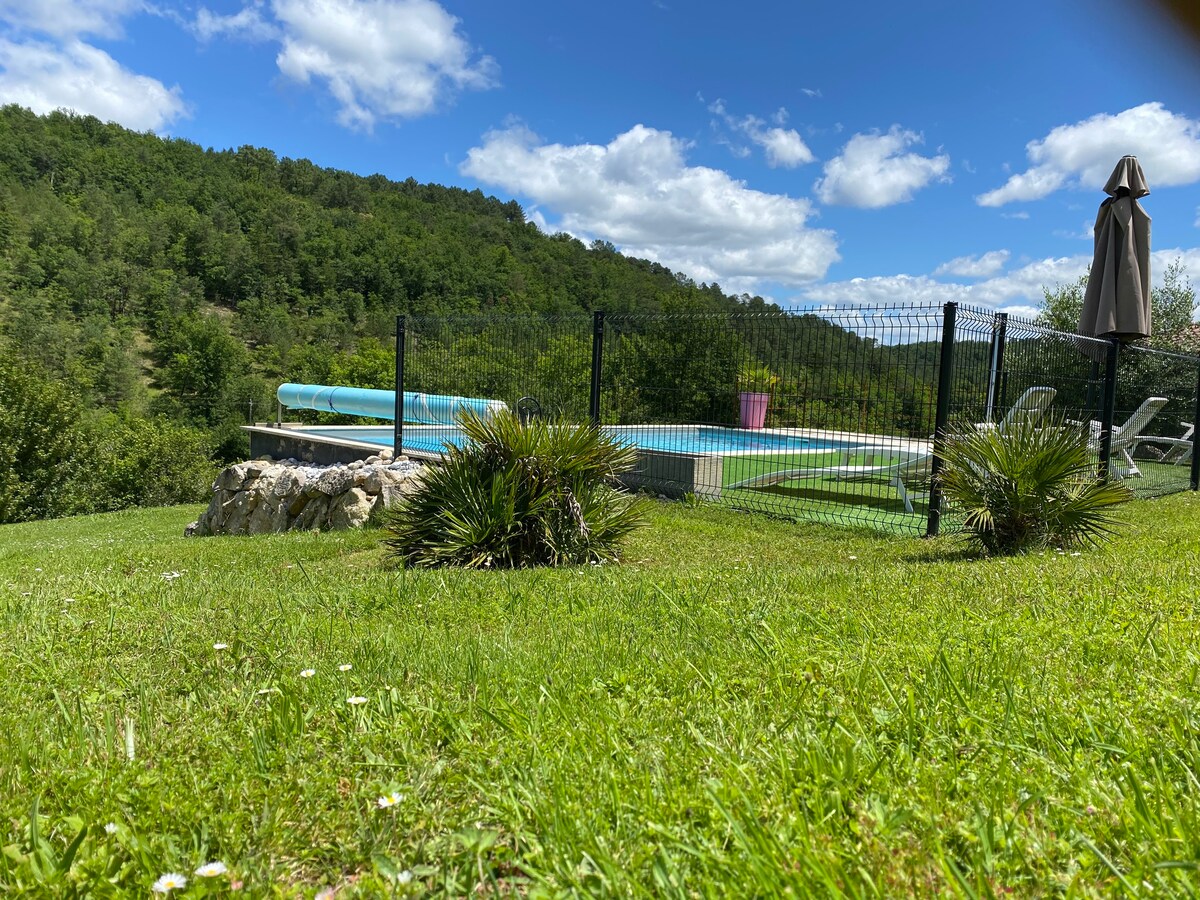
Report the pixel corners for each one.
[277,383,507,424]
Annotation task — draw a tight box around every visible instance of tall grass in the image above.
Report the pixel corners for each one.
[2,495,1200,895]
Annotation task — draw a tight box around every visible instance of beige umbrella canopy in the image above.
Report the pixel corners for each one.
[1079,156,1152,343]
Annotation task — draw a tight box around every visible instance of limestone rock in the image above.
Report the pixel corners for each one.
[292,494,329,531]
[329,487,373,530]
[214,462,252,492]
[313,467,353,496]
[191,458,422,537]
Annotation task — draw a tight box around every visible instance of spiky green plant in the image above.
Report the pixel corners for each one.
[383,409,648,568]
[936,414,1133,554]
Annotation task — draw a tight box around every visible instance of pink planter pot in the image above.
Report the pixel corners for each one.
[739,391,769,430]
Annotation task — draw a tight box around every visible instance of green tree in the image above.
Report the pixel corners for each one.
[155,314,249,425]
[1039,260,1197,340]
[0,346,90,523]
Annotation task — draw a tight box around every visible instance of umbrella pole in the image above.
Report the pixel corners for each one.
[1097,340,1120,481]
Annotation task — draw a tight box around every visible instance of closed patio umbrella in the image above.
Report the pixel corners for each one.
[1079,155,1152,343]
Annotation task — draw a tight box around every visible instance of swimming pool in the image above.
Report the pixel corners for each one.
[296,424,858,457]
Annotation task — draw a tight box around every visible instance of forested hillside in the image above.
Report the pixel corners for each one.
[0,106,755,432]
[0,106,774,522]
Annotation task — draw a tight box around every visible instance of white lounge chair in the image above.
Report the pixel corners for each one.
[1084,397,1169,477]
[976,386,1057,433]
[1132,424,1194,467]
[727,445,931,513]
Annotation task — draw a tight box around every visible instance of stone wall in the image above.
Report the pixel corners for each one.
[185,453,423,537]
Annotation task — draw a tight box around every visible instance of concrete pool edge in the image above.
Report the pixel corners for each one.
[243,424,726,499]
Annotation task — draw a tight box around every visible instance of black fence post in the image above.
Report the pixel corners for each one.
[590,310,605,425]
[393,315,405,456]
[926,301,958,537]
[1097,338,1120,481]
[1191,360,1200,491]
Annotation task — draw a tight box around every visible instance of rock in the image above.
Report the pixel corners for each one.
[214,462,252,492]
[329,487,373,530]
[248,496,290,534]
[378,479,417,509]
[362,469,383,494]
[287,492,310,517]
[194,458,423,537]
[223,493,253,535]
[313,467,353,496]
[271,468,305,499]
[292,495,329,531]
[366,455,381,464]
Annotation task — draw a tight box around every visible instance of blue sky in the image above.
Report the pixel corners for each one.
[1,0,1199,316]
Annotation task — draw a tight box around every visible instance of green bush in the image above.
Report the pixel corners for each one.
[383,410,648,568]
[936,415,1133,555]
[87,415,218,511]
[0,348,92,523]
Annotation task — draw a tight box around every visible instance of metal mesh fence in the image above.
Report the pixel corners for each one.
[1115,344,1198,498]
[312,303,1198,536]
[600,308,943,533]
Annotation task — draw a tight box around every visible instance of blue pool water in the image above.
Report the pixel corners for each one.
[298,425,853,456]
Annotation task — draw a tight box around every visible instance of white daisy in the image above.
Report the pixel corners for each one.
[377,792,403,808]
[300,669,316,678]
[195,861,228,878]
[104,822,117,835]
[338,664,352,672]
[152,872,188,893]
[397,870,413,884]
[346,696,368,705]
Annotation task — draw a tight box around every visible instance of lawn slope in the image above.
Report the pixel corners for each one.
[2,497,1200,896]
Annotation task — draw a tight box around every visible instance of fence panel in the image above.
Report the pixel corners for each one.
[1115,344,1199,497]
[599,308,945,534]
[386,304,1198,536]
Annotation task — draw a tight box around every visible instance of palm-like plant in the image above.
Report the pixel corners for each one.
[936,414,1133,554]
[383,409,648,568]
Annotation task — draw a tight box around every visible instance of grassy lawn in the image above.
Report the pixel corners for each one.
[3,495,1200,896]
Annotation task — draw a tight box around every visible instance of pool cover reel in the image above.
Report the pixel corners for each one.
[277,383,506,425]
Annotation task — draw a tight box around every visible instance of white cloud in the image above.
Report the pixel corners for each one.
[462,123,840,291]
[934,250,1010,278]
[194,3,278,42]
[814,126,950,208]
[0,0,141,39]
[708,99,815,168]
[977,103,1200,206]
[1001,211,1030,220]
[266,0,496,130]
[0,37,186,131]
[798,248,1200,315]
[756,126,814,168]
